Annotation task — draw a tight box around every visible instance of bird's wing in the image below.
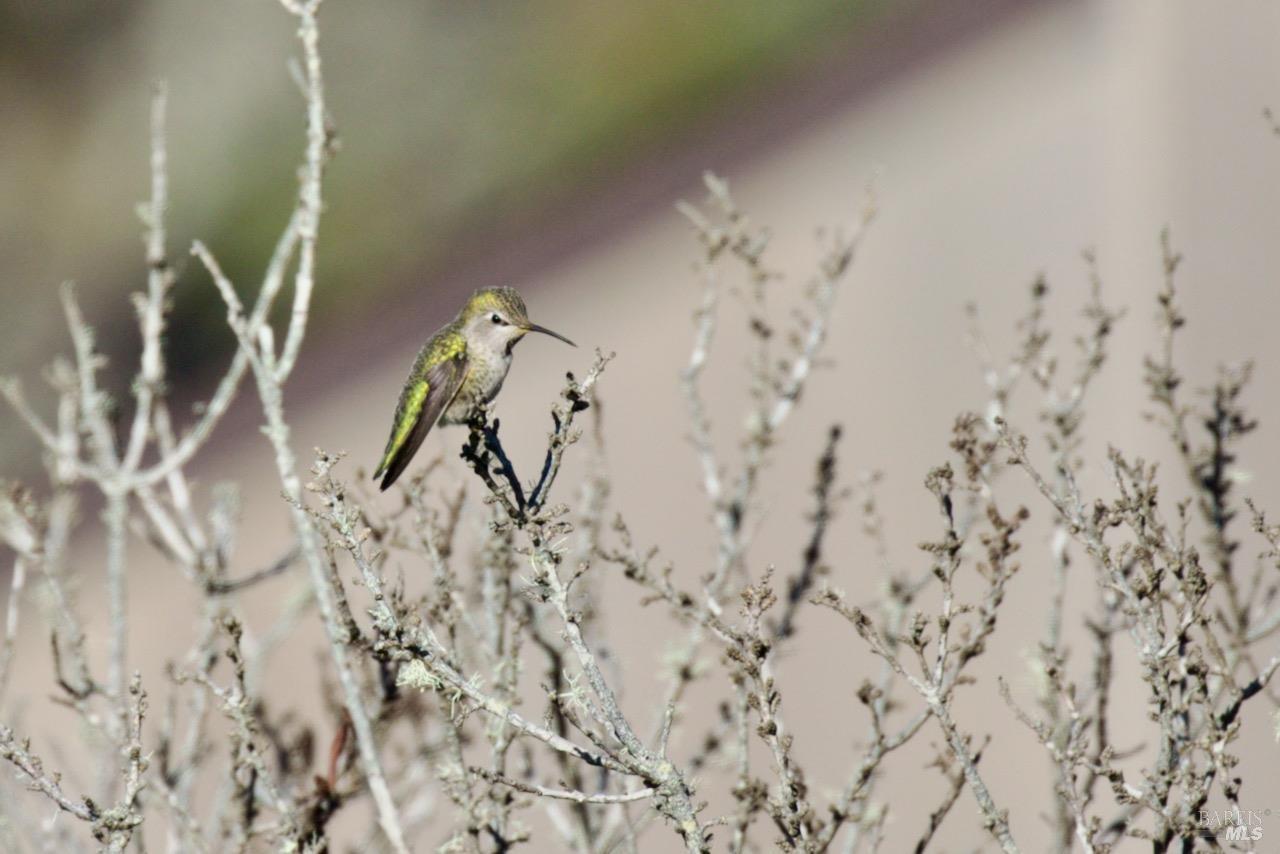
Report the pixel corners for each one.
[373,351,468,491]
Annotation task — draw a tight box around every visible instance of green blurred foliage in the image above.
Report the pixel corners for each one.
[0,0,886,468]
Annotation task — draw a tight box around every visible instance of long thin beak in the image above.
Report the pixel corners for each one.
[524,322,576,347]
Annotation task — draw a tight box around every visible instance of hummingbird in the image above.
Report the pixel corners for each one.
[373,287,575,491]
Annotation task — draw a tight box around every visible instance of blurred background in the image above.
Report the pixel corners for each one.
[5,0,1280,850]
[0,0,946,469]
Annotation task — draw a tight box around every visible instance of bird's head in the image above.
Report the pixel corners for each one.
[461,287,576,354]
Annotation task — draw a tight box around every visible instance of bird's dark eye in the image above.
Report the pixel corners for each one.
[491,313,504,325]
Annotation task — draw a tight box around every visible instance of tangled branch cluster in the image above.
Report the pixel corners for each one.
[0,6,1277,853]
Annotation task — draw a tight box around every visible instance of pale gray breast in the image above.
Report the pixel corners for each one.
[441,348,513,423]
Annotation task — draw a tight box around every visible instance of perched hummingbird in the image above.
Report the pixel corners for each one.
[373,287,575,491]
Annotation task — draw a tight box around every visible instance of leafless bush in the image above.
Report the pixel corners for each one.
[1,5,1278,853]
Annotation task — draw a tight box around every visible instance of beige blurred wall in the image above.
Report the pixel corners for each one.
[9,1,1280,850]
